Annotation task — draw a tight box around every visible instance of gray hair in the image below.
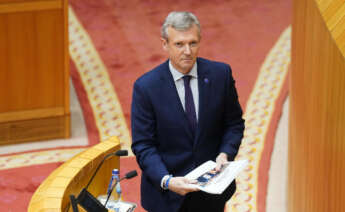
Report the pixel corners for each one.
[161,11,201,40]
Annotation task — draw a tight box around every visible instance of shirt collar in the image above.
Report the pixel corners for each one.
[169,60,198,82]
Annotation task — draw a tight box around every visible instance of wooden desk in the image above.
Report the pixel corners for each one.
[28,136,121,212]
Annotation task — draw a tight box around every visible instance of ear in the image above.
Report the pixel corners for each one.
[161,37,168,51]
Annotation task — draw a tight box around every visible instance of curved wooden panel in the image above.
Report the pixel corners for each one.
[289,0,345,212]
[28,137,121,212]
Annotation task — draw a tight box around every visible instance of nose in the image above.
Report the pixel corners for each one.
[184,44,191,55]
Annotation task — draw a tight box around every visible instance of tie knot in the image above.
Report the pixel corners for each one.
[182,75,192,84]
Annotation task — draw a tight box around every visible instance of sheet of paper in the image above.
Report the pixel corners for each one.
[98,199,136,212]
[185,160,248,194]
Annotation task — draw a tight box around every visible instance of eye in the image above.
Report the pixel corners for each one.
[175,42,183,47]
[190,41,198,47]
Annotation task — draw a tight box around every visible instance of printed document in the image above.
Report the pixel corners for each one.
[185,160,248,194]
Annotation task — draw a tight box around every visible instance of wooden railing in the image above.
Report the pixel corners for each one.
[28,137,121,212]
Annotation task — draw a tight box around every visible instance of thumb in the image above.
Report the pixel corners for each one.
[186,178,198,184]
[215,163,222,172]
[182,177,197,184]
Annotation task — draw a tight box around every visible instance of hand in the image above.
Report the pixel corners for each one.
[168,177,199,196]
[215,152,228,172]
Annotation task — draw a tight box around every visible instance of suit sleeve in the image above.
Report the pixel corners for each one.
[131,81,169,188]
[220,65,245,161]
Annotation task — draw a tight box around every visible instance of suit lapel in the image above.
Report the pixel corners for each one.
[195,59,211,147]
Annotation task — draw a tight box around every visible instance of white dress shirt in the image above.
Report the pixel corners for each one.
[169,61,199,120]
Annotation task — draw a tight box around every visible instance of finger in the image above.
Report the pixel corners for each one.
[176,186,198,196]
[217,157,227,164]
[215,162,223,171]
[185,184,199,192]
[215,165,221,172]
[189,179,198,184]
[184,178,197,184]
[176,190,188,196]
[217,157,229,168]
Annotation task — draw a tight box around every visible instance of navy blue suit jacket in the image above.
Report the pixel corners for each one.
[131,58,245,212]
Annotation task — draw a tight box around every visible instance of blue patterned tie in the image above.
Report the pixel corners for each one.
[183,75,197,135]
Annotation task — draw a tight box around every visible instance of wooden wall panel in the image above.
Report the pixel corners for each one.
[0,10,65,112]
[0,0,61,14]
[289,0,345,211]
[0,115,69,145]
[0,0,70,144]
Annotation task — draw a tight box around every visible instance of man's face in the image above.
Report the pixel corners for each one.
[161,24,200,74]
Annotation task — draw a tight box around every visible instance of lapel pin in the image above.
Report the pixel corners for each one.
[204,78,209,84]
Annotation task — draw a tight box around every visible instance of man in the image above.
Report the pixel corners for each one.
[131,11,245,212]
